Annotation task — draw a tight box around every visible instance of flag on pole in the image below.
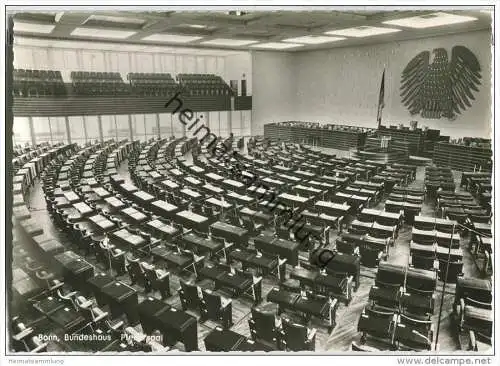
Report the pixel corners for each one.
[377,69,385,128]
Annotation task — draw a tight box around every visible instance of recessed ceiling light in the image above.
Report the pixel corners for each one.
[13,21,55,34]
[283,35,346,44]
[383,12,477,28]
[55,12,64,23]
[250,42,304,50]
[142,33,203,43]
[184,24,208,29]
[201,38,258,46]
[86,15,145,25]
[325,26,401,37]
[71,27,136,39]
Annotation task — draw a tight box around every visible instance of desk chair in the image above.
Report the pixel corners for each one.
[227,213,241,227]
[359,244,383,268]
[95,241,112,268]
[280,316,316,351]
[126,256,147,287]
[459,297,492,348]
[351,342,378,351]
[358,306,396,347]
[409,254,436,271]
[370,225,394,242]
[248,305,281,349]
[72,224,92,253]
[200,288,233,329]
[179,280,202,311]
[437,259,463,283]
[56,288,78,309]
[469,214,491,224]
[142,263,171,299]
[192,202,204,215]
[11,317,48,353]
[394,321,433,351]
[75,295,109,331]
[335,238,359,255]
[194,229,209,239]
[35,270,64,293]
[204,205,215,217]
[276,225,291,240]
[111,248,126,275]
[211,235,226,251]
[24,257,44,274]
[173,222,184,234]
[436,232,460,249]
[445,212,468,228]
[397,312,434,347]
[241,216,264,235]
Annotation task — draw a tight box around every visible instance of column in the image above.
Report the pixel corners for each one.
[47,116,54,144]
[128,115,134,141]
[155,113,161,139]
[227,110,232,136]
[205,112,210,131]
[28,116,36,146]
[83,116,88,142]
[97,115,104,142]
[65,116,71,143]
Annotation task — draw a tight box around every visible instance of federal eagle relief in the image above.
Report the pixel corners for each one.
[401,46,482,119]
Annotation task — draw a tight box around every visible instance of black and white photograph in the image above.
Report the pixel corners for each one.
[2,1,498,363]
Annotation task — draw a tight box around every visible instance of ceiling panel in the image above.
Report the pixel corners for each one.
[9,9,492,53]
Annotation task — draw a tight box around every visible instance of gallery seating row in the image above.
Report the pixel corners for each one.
[13,69,66,97]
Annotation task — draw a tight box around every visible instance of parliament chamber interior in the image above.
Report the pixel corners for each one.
[7,8,494,354]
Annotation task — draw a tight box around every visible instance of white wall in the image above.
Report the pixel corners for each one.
[251,51,296,135]
[225,53,253,95]
[251,30,492,139]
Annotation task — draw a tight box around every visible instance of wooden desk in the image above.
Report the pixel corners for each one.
[146,219,179,238]
[160,179,180,191]
[73,202,93,217]
[176,210,209,231]
[88,214,116,231]
[278,192,311,207]
[133,190,155,204]
[110,228,148,250]
[54,251,94,286]
[184,176,202,186]
[100,281,139,325]
[222,179,245,192]
[205,197,233,210]
[266,287,337,331]
[120,183,139,193]
[201,264,262,303]
[239,207,273,224]
[93,187,111,199]
[181,232,224,256]
[202,183,225,195]
[120,207,148,224]
[64,191,80,203]
[104,196,126,211]
[210,221,248,245]
[253,235,300,266]
[226,192,255,205]
[151,200,179,218]
[314,201,350,217]
[180,188,203,200]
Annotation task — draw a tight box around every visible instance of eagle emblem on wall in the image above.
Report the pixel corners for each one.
[400,46,481,119]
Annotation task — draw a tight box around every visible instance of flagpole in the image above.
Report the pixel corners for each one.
[377,68,386,129]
